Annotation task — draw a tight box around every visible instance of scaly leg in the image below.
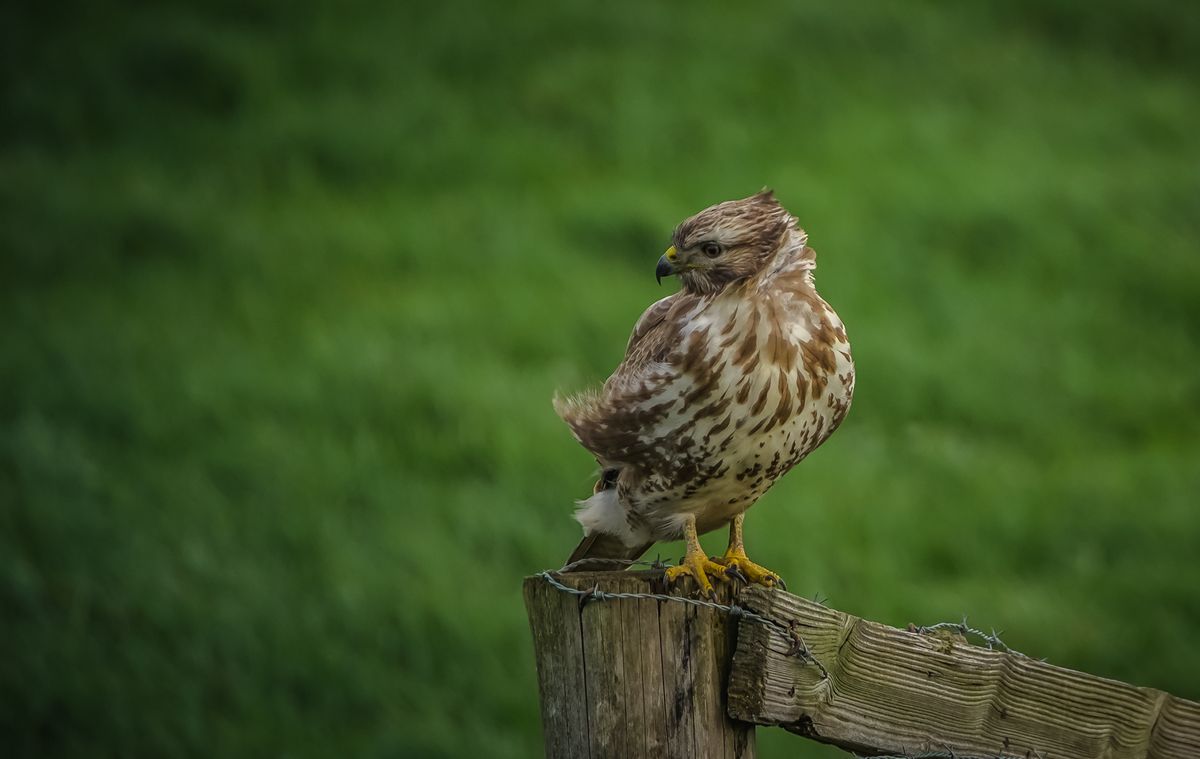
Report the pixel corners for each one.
[664,513,730,597]
[714,514,785,588]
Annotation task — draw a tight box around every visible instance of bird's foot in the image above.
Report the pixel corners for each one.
[664,552,731,598]
[714,550,785,589]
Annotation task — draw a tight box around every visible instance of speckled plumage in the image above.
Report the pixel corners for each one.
[555,191,854,564]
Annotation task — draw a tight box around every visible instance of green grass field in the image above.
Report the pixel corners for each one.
[2,1,1198,756]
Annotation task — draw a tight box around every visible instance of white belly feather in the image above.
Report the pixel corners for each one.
[623,287,854,540]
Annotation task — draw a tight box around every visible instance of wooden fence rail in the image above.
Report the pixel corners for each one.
[524,570,1200,759]
[729,584,1200,759]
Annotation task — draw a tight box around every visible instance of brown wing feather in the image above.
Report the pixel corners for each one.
[624,293,680,359]
[554,293,694,465]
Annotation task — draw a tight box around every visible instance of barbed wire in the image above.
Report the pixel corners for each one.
[912,616,1031,659]
[541,557,1042,759]
[540,558,829,678]
[541,557,1035,683]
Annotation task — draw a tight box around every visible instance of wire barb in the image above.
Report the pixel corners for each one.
[913,615,1030,659]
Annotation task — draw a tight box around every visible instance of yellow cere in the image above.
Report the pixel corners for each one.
[665,245,677,262]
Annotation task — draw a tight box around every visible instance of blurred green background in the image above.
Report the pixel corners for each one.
[2,1,1198,757]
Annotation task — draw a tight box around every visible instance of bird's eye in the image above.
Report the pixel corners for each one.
[701,242,722,258]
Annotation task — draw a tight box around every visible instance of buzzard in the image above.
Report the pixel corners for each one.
[554,191,854,595]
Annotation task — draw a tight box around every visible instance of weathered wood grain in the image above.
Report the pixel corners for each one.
[522,571,590,758]
[727,585,1200,759]
[524,571,756,759]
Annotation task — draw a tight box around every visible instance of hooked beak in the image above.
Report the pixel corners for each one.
[655,246,677,285]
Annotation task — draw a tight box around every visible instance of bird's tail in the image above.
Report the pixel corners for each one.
[560,471,652,571]
[562,532,652,572]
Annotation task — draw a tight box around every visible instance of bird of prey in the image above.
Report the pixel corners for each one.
[554,190,854,594]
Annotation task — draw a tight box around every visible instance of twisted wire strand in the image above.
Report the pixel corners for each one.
[539,557,1036,759]
[540,558,1029,676]
[542,558,827,677]
[915,616,1030,658]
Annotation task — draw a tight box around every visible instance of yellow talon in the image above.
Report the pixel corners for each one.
[714,549,783,588]
[665,553,731,597]
[664,514,729,597]
[715,514,785,588]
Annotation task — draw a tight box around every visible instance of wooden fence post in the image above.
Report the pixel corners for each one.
[523,570,756,759]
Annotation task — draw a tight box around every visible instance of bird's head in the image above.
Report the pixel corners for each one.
[657,189,806,294]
